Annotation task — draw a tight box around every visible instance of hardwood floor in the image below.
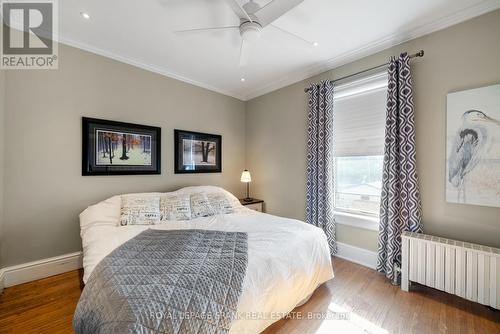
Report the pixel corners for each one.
[0,270,83,334]
[0,257,498,333]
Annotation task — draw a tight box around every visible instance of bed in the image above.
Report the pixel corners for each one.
[76,186,334,333]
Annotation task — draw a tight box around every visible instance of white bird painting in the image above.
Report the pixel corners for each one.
[446,84,500,208]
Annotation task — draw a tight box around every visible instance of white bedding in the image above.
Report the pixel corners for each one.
[79,186,334,334]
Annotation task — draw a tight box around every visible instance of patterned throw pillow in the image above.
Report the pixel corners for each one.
[120,195,161,226]
[207,192,234,214]
[190,192,216,218]
[160,194,192,221]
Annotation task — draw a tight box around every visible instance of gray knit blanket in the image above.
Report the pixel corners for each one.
[73,229,248,334]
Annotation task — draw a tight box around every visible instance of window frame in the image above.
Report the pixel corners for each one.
[333,157,381,232]
[334,210,379,231]
[331,71,387,230]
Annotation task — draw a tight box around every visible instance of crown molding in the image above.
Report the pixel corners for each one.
[58,1,500,102]
[58,36,247,101]
[242,0,500,100]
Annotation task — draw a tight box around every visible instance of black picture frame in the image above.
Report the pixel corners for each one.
[174,129,222,173]
[82,117,161,175]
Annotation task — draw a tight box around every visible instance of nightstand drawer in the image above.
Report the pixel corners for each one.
[245,202,263,212]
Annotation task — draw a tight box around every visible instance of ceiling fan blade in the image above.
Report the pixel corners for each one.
[239,39,250,67]
[270,24,314,46]
[225,0,252,22]
[254,0,304,27]
[174,26,240,33]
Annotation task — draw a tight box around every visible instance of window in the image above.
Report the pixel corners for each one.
[333,72,387,221]
[335,156,383,215]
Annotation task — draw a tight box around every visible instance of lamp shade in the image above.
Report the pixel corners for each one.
[240,170,252,183]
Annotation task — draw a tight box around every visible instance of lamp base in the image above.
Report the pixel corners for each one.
[243,197,254,202]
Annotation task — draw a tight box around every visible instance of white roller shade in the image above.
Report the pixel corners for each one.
[333,72,388,157]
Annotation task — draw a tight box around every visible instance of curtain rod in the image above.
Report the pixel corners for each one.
[304,50,424,93]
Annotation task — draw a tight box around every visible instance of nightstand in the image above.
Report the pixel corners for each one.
[239,198,264,212]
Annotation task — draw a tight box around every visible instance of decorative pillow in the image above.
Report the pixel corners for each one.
[207,192,234,214]
[160,194,191,221]
[120,195,161,226]
[175,186,242,208]
[190,192,216,218]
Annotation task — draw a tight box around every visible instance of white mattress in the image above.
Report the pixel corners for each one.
[79,188,334,334]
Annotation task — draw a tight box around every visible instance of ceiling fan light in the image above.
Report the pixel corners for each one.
[240,22,261,43]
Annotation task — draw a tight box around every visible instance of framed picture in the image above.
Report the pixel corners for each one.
[82,117,161,175]
[446,84,500,207]
[174,129,221,173]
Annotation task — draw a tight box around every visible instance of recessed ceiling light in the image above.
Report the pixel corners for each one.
[313,42,319,47]
[240,78,246,82]
[80,12,90,20]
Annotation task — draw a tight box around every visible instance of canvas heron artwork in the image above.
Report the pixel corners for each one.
[446,84,500,208]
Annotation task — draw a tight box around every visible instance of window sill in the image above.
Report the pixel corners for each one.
[334,211,379,232]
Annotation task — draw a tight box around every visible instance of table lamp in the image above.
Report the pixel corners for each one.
[240,170,253,202]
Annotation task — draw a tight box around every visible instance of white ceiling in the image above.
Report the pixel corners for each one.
[58,0,500,100]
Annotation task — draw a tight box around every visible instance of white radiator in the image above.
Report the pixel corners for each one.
[401,231,500,309]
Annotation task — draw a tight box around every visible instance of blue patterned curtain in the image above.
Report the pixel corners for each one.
[377,53,423,281]
[306,80,336,255]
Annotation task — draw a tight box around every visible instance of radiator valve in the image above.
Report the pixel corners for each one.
[392,263,401,286]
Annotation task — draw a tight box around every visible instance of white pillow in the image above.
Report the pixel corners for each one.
[80,195,121,229]
[190,192,216,218]
[207,192,234,214]
[175,186,242,208]
[160,193,191,221]
[120,195,161,226]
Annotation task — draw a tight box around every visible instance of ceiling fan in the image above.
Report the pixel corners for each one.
[175,0,314,66]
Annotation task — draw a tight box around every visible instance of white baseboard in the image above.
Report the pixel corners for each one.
[0,252,83,289]
[335,242,377,270]
[0,269,5,293]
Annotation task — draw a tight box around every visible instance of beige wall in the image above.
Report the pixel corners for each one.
[2,44,246,267]
[0,69,5,267]
[246,10,500,252]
